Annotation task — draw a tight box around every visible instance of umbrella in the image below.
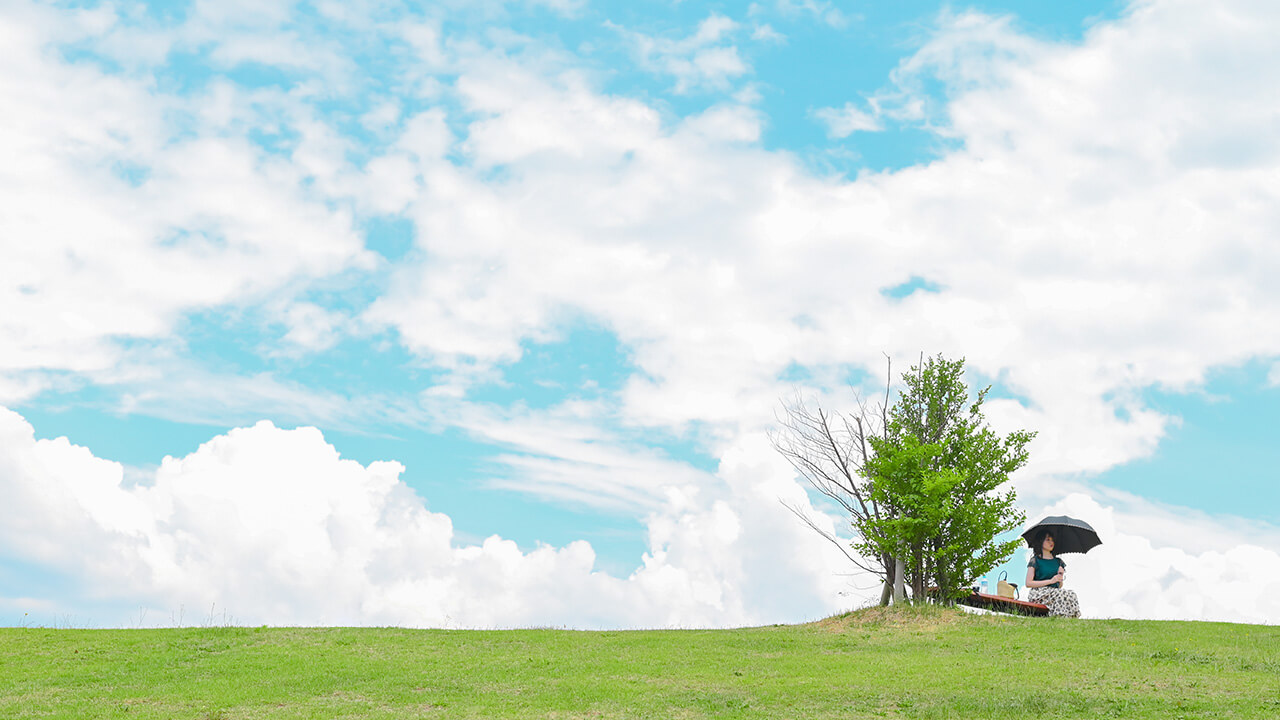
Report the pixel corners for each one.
[1022,515,1102,555]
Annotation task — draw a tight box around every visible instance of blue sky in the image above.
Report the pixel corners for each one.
[3,0,1280,627]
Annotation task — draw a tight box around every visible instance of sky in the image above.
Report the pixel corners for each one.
[2,0,1279,629]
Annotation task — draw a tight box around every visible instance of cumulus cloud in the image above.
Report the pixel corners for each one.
[0,407,851,628]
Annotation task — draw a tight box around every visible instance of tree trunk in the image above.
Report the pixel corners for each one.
[879,553,895,606]
[911,549,925,602]
[893,554,906,604]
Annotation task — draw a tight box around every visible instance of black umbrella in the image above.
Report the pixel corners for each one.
[1022,515,1102,555]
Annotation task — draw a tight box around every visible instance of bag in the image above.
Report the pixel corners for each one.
[996,571,1019,599]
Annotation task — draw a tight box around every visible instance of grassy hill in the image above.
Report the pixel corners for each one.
[2,605,1277,719]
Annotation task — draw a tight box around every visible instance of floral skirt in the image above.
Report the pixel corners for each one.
[1028,587,1080,618]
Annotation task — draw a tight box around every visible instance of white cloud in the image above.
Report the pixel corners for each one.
[0,407,851,628]
[0,2,373,401]
[609,14,751,94]
[874,10,1042,126]
[751,23,786,43]
[773,0,850,30]
[364,0,1280,491]
[456,63,662,168]
[814,102,882,137]
[206,31,348,76]
[277,302,348,352]
[680,104,764,144]
[102,363,432,435]
[526,0,588,16]
[422,397,718,512]
[360,99,402,134]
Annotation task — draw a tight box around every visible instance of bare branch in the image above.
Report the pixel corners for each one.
[769,357,902,590]
[779,500,884,578]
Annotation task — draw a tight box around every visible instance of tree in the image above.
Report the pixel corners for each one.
[857,435,958,601]
[771,354,1033,606]
[868,355,1033,603]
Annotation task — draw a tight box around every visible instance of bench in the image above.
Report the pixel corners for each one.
[957,590,1050,616]
[925,586,1050,615]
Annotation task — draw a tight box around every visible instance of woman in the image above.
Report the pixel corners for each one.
[1026,530,1081,618]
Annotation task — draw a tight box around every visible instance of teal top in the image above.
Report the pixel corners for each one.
[1029,555,1065,588]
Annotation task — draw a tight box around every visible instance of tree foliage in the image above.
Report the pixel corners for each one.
[868,355,1032,603]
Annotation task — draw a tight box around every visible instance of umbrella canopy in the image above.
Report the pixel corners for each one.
[1022,515,1102,555]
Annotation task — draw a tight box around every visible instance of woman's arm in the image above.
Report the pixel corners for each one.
[1025,563,1063,589]
[1025,565,1053,588]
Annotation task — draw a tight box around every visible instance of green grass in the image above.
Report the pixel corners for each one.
[2,605,1277,719]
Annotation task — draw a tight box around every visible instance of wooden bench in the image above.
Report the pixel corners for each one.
[925,586,1050,616]
[957,590,1049,616]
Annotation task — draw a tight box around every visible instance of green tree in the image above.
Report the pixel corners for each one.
[858,436,956,601]
[771,354,1032,606]
[869,355,1032,603]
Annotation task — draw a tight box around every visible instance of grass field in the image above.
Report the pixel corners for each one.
[2,605,1277,719]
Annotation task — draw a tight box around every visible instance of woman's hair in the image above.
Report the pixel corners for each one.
[1035,529,1056,557]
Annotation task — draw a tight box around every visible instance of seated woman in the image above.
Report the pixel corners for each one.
[1026,530,1081,618]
